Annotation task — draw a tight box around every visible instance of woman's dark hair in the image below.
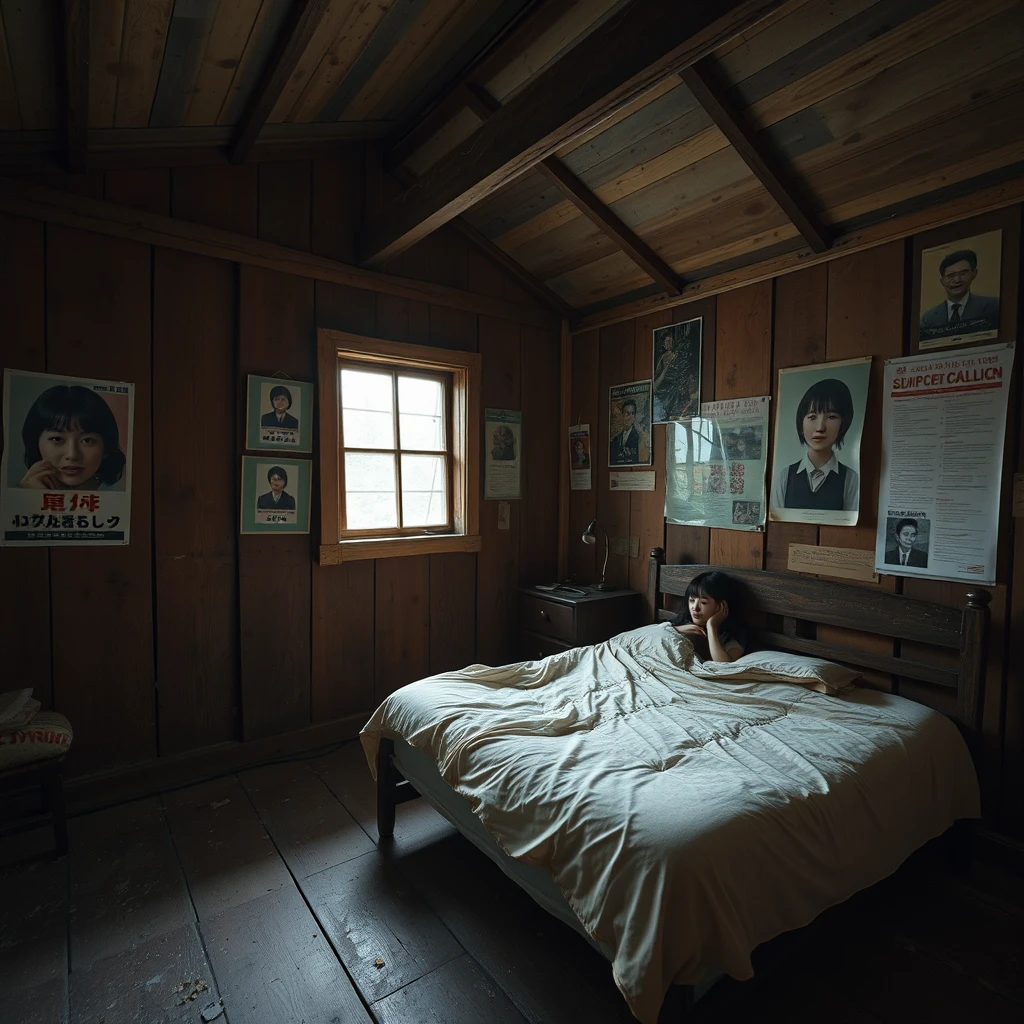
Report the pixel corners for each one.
[269,384,292,408]
[795,378,854,450]
[670,570,748,648]
[22,385,125,486]
[267,466,288,486]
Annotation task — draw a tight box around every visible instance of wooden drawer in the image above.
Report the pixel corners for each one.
[520,594,575,642]
[519,630,572,661]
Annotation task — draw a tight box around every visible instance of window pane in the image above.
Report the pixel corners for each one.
[342,369,394,449]
[401,454,447,527]
[345,453,396,529]
[398,375,444,451]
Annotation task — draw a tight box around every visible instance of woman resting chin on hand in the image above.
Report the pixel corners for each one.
[671,570,746,663]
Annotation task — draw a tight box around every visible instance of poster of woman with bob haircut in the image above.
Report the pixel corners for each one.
[1,369,134,546]
[769,356,871,527]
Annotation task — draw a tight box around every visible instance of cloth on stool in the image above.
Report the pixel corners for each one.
[0,712,73,769]
[0,688,41,735]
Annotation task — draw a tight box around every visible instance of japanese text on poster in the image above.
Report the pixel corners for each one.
[875,342,1014,584]
[665,396,770,531]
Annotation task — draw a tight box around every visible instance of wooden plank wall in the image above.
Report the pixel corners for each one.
[567,211,1023,833]
[0,152,560,774]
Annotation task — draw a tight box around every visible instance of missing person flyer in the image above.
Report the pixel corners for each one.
[875,342,1014,584]
[665,396,770,531]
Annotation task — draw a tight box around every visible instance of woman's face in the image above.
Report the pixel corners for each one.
[688,594,721,626]
[273,394,289,412]
[37,425,104,487]
[269,474,285,494]
[802,405,842,453]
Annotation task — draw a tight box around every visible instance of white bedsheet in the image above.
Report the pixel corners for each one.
[360,624,979,1024]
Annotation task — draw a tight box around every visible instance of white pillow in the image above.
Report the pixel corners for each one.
[697,649,860,694]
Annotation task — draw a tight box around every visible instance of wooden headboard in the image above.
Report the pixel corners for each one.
[645,550,991,742]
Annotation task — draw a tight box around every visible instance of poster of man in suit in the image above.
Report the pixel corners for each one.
[918,229,1001,350]
[883,516,930,570]
[608,380,652,467]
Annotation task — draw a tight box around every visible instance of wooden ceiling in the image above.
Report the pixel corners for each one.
[2,0,1023,322]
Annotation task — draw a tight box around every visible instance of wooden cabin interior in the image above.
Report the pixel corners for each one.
[1,0,1023,1021]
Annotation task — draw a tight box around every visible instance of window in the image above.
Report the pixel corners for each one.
[318,329,481,564]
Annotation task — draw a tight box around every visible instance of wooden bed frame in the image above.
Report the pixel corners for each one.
[375,555,991,1021]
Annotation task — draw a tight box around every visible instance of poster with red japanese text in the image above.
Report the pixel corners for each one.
[875,342,1014,584]
[1,369,134,546]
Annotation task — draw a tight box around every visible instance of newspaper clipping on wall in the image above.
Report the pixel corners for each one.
[875,342,1015,584]
[665,396,770,531]
[484,408,522,499]
[1,369,134,546]
[568,423,592,491]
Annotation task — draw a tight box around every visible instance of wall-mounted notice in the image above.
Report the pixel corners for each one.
[1,369,135,546]
[568,423,592,491]
[665,396,770,531]
[875,342,1015,585]
[610,471,655,491]
[788,544,878,582]
[484,408,521,500]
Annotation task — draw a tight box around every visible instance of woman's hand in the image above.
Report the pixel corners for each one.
[20,460,61,489]
[707,600,729,630]
[674,622,706,637]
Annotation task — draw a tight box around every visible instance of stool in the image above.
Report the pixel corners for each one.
[0,754,68,854]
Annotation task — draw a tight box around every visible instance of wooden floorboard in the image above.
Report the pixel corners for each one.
[300,848,463,1003]
[372,953,528,1023]
[238,760,375,880]
[0,826,68,1020]
[68,922,220,1024]
[68,798,194,970]
[162,776,292,921]
[2,753,1023,1024]
[202,883,372,1024]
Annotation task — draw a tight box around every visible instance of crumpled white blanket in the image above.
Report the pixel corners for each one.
[361,624,979,1024]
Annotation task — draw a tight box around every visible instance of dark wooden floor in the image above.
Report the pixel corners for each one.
[1,740,1021,1024]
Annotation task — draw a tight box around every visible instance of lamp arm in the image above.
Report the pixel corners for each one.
[601,529,610,584]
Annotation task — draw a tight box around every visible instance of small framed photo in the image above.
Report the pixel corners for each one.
[245,375,314,452]
[240,457,311,534]
[910,208,1018,353]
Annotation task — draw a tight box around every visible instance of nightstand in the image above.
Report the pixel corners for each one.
[518,586,643,661]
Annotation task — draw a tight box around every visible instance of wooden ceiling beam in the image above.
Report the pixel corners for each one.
[387,0,567,170]
[681,59,830,253]
[230,0,331,165]
[464,82,682,296]
[360,0,788,267]
[61,0,90,174]
[390,159,576,320]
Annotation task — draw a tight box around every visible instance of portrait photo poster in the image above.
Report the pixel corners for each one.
[769,356,871,527]
[917,228,1002,351]
[245,375,314,453]
[484,408,522,500]
[665,396,770,532]
[874,342,1014,585]
[608,380,653,468]
[651,316,702,424]
[568,423,592,491]
[240,457,312,534]
[1,368,134,547]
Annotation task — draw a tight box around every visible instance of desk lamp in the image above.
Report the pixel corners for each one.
[581,519,613,590]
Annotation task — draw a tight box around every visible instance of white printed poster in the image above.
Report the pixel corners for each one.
[1,369,134,546]
[875,342,1015,584]
[665,396,770,531]
[568,423,592,491]
[484,408,521,500]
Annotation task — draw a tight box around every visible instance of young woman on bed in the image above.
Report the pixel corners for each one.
[670,570,746,662]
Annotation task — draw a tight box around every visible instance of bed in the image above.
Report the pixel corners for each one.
[361,552,990,1023]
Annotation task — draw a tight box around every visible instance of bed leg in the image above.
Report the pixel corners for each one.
[657,984,694,1022]
[945,818,974,875]
[376,737,397,840]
